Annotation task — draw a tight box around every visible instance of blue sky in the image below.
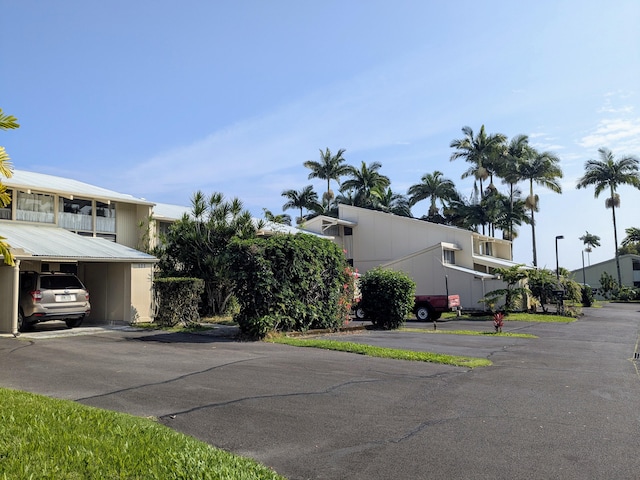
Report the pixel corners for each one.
[2,1,640,271]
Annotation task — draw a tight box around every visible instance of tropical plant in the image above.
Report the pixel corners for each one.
[444,194,488,231]
[449,125,507,199]
[263,208,292,226]
[303,148,349,204]
[371,186,412,217]
[341,161,391,209]
[0,108,19,266]
[621,227,640,247]
[527,268,558,313]
[155,191,259,315]
[407,170,458,218]
[618,227,640,255]
[578,231,601,265]
[495,134,530,241]
[518,148,563,267]
[576,148,640,284]
[281,185,320,224]
[480,264,528,312]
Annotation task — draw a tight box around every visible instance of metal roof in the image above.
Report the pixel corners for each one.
[1,223,156,262]
[472,254,529,270]
[6,170,154,206]
[152,202,191,221]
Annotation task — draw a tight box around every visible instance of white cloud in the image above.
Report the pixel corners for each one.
[579,117,640,150]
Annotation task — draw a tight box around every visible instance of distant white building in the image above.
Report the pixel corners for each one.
[570,254,640,290]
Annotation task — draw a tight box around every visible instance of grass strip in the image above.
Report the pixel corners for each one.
[400,328,537,338]
[441,312,575,323]
[0,387,284,480]
[268,336,492,368]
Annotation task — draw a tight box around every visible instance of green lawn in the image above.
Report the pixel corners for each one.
[400,328,537,338]
[0,388,284,480]
[268,336,492,368]
[441,312,576,323]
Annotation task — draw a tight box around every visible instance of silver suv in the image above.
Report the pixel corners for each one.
[18,272,91,332]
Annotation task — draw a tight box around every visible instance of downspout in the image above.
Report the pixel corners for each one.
[12,259,20,336]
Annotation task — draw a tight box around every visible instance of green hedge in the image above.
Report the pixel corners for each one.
[359,268,416,330]
[228,234,354,338]
[154,277,204,327]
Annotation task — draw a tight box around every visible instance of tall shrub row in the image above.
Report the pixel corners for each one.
[228,234,354,338]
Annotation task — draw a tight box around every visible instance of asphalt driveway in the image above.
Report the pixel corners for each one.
[1,303,639,479]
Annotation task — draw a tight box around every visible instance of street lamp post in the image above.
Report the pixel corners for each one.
[555,235,564,280]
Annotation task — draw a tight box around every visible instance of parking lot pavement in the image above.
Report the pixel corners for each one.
[1,303,639,480]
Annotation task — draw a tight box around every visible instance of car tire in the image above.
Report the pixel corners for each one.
[416,306,433,321]
[17,309,27,332]
[355,307,366,320]
[65,316,84,329]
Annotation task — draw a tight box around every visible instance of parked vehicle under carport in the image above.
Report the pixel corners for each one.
[18,271,91,332]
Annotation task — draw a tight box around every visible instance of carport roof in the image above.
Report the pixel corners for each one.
[1,223,157,262]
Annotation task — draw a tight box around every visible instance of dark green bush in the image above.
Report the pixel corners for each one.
[359,268,416,330]
[228,234,354,338]
[154,277,204,327]
[581,285,594,307]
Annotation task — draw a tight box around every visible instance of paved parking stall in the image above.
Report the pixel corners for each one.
[1,303,639,479]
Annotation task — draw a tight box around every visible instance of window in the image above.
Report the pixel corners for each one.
[96,201,116,233]
[443,250,455,264]
[16,190,54,223]
[0,189,11,220]
[58,196,93,232]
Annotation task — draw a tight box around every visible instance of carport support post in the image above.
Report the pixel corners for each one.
[12,259,20,336]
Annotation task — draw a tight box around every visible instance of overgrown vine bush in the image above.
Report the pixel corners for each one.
[359,268,416,330]
[228,234,354,338]
[153,277,204,327]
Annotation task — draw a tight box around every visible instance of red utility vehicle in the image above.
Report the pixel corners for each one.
[413,294,460,321]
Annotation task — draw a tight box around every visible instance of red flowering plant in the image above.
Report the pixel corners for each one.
[493,312,504,333]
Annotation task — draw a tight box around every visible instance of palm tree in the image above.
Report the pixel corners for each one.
[281,185,320,224]
[450,125,507,234]
[407,170,458,219]
[303,148,349,204]
[577,148,640,284]
[578,231,601,265]
[621,227,640,247]
[450,125,507,193]
[0,107,19,266]
[518,148,563,267]
[371,186,412,217]
[496,134,530,242]
[263,208,292,226]
[341,161,390,209]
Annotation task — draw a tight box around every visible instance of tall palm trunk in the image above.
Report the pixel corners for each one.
[610,186,622,285]
[529,179,537,267]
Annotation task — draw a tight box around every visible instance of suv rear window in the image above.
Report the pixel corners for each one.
[40,276,84,290]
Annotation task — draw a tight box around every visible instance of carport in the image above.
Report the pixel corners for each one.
[0,223,156,334]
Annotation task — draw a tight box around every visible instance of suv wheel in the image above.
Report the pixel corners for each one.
[65,316,85,329]
[17,310,32,332]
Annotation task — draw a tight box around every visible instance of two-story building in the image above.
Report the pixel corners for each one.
[0,170,157,334]
[304,204,522,310]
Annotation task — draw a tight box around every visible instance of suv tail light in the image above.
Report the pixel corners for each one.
[30,290,43,302]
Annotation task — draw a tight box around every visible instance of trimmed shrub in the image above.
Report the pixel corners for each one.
[359,268,416,330]
[154,277,204,327]
[581,285,594,307]
[228,234,354,338]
